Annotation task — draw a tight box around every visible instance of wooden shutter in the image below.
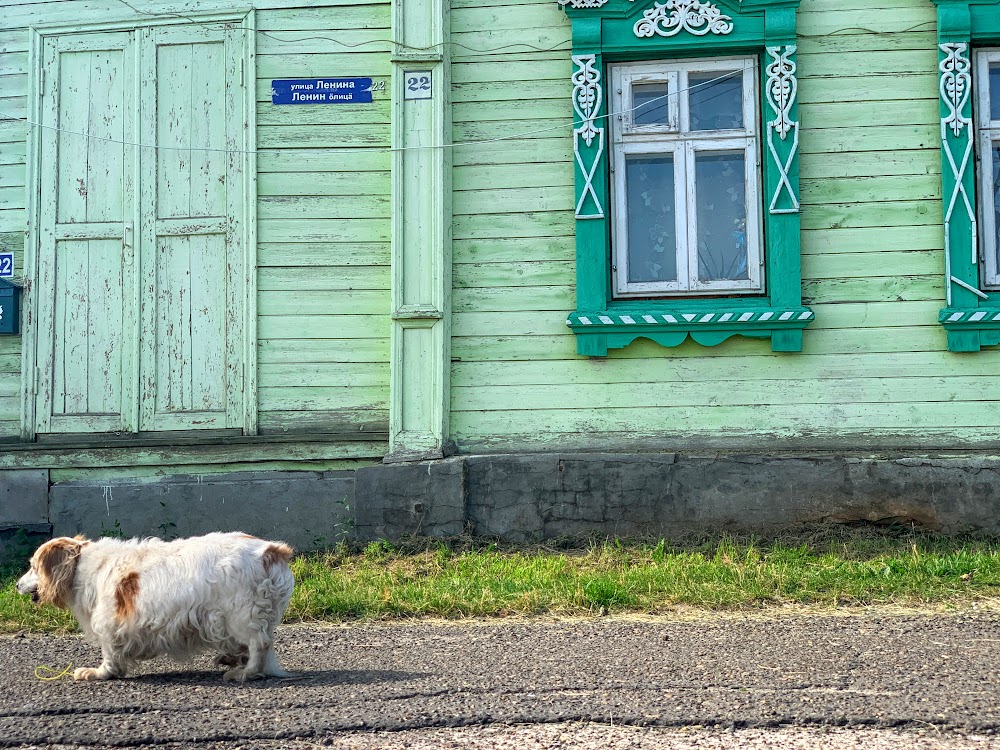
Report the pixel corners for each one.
[35,32,138,433]
[137,25,246,432]
[32,23,251,436]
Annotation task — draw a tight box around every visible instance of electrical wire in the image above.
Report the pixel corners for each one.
[0,0,943,156]
[111,0,573,56]
[111,0,938,54]
[0,67,749,155]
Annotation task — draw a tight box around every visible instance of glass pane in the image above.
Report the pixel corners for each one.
[633,83,671,126]
[990,64,1000,122]
[695,151,749,282]
[689,71,743,131]
[625,154,677,284]
[993,146,1000,272]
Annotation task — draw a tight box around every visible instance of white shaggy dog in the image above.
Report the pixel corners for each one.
[16,532,295,682]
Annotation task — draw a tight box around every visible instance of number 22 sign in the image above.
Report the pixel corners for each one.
[403,71,432,100]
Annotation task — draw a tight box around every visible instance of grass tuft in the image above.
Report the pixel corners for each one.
[4,527,1000,633]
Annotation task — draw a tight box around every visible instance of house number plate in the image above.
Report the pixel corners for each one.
[404,70,432,100]
[0,253,12,278]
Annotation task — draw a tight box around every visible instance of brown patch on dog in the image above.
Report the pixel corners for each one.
[115,571,141,621]
[262,543,293,572]
[35,538,83,609]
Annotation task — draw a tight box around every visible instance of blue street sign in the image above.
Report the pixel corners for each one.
[271,78,374,105]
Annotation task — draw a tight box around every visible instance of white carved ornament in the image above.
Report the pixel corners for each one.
[765,46,799,214]
[572,54,605,219]
[557,0,609,6]
[941,42,972,138]
[939,42,983,304]
[634,0,733,39]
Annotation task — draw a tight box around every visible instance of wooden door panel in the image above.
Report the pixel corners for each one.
[149,232,227,426]
[155,41,228,220]
[36,32,137,434]
[139,25,244,432]
[51,239,125,418]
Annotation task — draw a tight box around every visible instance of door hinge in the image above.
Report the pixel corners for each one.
[240,59,244,87]
[39,68,45,97]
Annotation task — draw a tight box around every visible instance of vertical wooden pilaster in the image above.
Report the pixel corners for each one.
[386,0,452,462]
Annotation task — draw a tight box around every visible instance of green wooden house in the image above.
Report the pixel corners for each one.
[3,0,1000,544]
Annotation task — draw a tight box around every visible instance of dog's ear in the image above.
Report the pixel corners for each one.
[36,538,83,608]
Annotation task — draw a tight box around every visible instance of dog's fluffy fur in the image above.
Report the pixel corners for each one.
[16,532,295,682]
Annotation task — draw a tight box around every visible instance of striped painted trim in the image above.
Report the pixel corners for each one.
[941,309,1000,324]
[567,310,814,327]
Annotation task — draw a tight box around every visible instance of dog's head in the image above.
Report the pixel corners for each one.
[16,536,88,608]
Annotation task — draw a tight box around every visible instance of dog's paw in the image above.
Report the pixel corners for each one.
[73,667,105,681]
[223,667,265,683]
[223,666,245,682]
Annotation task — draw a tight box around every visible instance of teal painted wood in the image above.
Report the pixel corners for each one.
[561,0,812,355]
[33,32,137,433]
[1,2,393,444]
[934,0,1000,350]
[140,24,247,432]
[447,0,982,453]
[10,0,1000,458]
[30,22,251,435]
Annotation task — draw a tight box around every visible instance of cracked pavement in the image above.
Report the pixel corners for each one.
[1,611,1000,748]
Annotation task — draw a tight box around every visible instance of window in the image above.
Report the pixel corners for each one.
[976,49,1000,288]
[934,0,1000,351]
[611,57,762,297]
[560,0,812,356]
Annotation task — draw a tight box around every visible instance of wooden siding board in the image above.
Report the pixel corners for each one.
[453,376,1000,411]
[451,428,1000,454]
[258,338,389,364]
[452,403,1000,437]
[449,331,971,368]
[450,346,1000,388]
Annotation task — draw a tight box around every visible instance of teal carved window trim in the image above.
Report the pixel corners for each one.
[934,0,1000,351]
[561,0,811,356]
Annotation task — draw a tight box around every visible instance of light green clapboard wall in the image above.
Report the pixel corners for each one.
[0,0,391,444]
[448,0,1000,452]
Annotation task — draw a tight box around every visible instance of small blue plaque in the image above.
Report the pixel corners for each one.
[0,253,12,279]
[271,78,374,105]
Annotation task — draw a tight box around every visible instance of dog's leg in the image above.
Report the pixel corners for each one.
[214,645,249,668]
[223,634,291,682]
[222,572,294,682]
[74,645,127,681]
[223,636,269,682]
[260,617,292,677]
[261,641,292,678]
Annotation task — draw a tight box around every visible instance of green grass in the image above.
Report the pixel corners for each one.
[4,528,1000,633]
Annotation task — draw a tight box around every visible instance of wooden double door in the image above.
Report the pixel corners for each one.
[32,23,252,435]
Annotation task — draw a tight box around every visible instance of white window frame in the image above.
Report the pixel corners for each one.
[610,56,762,298]
[976,48,1000,289]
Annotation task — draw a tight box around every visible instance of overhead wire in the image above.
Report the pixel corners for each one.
[0,0,942,156]
[111,0,575,56]
[0,68,749,155]
[107,0,939,52]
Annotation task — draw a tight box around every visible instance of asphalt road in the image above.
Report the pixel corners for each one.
[1,610,1000,748]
